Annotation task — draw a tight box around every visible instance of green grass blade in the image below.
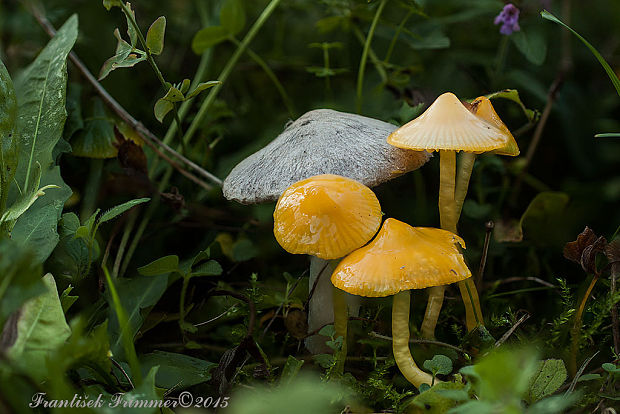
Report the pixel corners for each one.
[541,10,620,97]
[594,132,620,138]
[103,265,143,385]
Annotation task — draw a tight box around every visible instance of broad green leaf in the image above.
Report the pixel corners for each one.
[527,359,567,402]
[4,274,71,380]
[186,81,220,99]
[48,213,91,280]
[140,351,216,389]
[192,26,230,54]
[146,16,166,55]
[0,58,18,215]
[99,197,150,223]
[63,82,84,140]
[154,98,174,122]
[232,238,258,262]
[527,393,580,414]
[116,367,159,414]
[220,0,246,35]
[11,15,77,264]
[70,98,117,158]
[229,374,348,414]
[191,260,223,277]
[511,28,547,65]
[107,273,168,359]
[407,382,466,413]
[602,362,620,373]
[318,324,336,338]
[59,285,78,313]
[138,255,180,276]
[541,10,620,97]
[520,192,570,246]
[0,238,45,332]
[423,354,453,376]
[280,355,304,385]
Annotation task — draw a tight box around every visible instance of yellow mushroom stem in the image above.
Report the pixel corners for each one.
[333,285,348,374]
[421,150,456,339]
[392,291,435,388]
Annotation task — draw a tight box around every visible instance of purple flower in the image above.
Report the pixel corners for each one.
[494,3,521,35]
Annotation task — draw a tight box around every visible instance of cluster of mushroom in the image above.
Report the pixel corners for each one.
[222,92,519,388]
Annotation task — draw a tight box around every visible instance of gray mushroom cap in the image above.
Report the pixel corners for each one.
[223,109,431,204]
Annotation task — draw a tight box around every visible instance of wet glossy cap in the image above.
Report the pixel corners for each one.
[331,218,471,297]
[387,92,513,153]
[274,174,382,260]
[223,109,431,204]
[470,96,520,156]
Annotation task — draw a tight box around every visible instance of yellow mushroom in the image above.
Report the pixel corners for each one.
[274,174,382,368]
[331,218,471,388]
[387,92,518,338]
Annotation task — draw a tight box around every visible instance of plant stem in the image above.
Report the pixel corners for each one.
[356,0,388,113]
[80,159,104,220]
[182,0,283,146]
[230,37,296,118]
[392,291,435,388]
[569,274,599,376]
[333,286,348,375]
[384,9,413,64]
[119,2,185,144]
[352,26,388,84]
[179,276,190,333]
[420,150,456,339]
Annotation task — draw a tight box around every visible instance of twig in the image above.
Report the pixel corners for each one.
[475,220,494,290]
[26,3,222,189]
[110,358,134,390]
[610,261,620,355]
[566,351,599,393]
[261,269,308,341]
[368,331,468,356]
[194,306,236,327]
[485,276,558,289]
[494,311,531,347]
[210,290,256,337]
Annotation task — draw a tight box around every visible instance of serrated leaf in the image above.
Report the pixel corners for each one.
[146,16,166,55]
[154,98,173,122]
[190,260,223,277]
[318,324,335,338]
[220,0,246,35]
[186,81,220,99]
[192,26,230,54]
[138,255,180,276]
[528,359,567,402]
[4,274,71,380]
[10,15,77,264]
[423,354,453,376]
[99,197,150,223]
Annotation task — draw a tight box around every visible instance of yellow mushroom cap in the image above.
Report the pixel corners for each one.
[331,218,471,297]
[387,92,513,153]
[273,174,382,260]
[471,96,520,156]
